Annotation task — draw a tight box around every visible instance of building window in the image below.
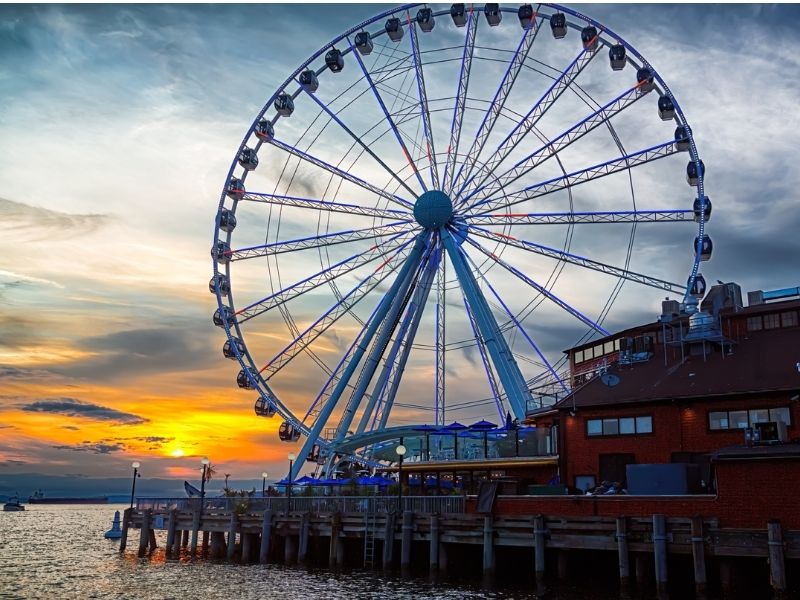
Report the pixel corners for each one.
[575,350,584,364]
[604,341,615,355]
[587,415,653,437]
[781,311,798,328]
[746,316,762,331]
[708,406,792,430]
[763,313,780,329]
[613,339,620,351]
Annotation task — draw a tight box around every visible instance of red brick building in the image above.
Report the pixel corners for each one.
[546,284,800,493]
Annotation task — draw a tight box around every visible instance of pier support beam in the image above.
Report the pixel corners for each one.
[616,516,630,588]
[429,514,439,574]
[165,509,177,559]
[138,509,151,557]
[401,510,413,572]
[201,530,210,556]
[382,512,396,569]
[119,508,131,554]
[241,532,253,563]
[652,514,668,595]
[719,558,734,599]
[171,525,182,557]
[438,540,448,572]
[298,512,311,566]
[690,516,707,597]
[483,515,495,577]
[181,529,189,548]
[148,528,157,552]
[284,533,298,565]
[635,553,650,587]
[227,513,238,561]
[534,515,546,583]
[190,509,200,556]
[259,509,273,564]
[210,531,226,559]
[557,550,568,580]
[768,520,787,598]
[329,512,342,568]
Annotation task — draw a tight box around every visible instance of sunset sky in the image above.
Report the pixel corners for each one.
[2,3,800,491]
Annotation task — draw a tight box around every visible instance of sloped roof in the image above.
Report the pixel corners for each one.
[555,326,800,410]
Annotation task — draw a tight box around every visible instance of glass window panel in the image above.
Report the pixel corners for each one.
[619,417,636,434]
[730,410,749,429]
[593,344,603,358]
[749,409,769,426]
[764,314,780,329]
[781,312,798,327]
[602,418,619,435]
[575,350,584,364]
[635,416,653,434]
[709,411,728,430]
[587,420,602,436]
[614,339,620,351]
[747,316,762,331]
[604,341,614,354]
[584,347,593,360]
[770,407,791,425]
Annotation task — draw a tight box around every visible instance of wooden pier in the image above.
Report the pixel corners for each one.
[121,496,796,598]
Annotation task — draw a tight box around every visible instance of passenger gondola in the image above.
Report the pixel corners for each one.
[213,306,236,327]
[274,93,294,117]
[693,196,712,223]
[218,208,237,233]
[636,67,655,93]
[211,241,231,264]
[609,43,626,70]
[299,69,319,92]
[237,367,258,389]
[209,273,230,296]
[674,125,690,152]
[550,12,567,38]
[658,95,675,120]
[484,3,501,26]
[226,177,245,200]
[689,274,707,298]
[417,8,435,32]
[222,337,245,360]
[694,235,713,262]
[237,147,258,171]
[386,17,403,41]
[279,421,301,442]
[581,26,598,52]
[518,4,534,29]
[451,3,467,27]
[255,396,278,418]
[354,31,373,55]
[687,160,705,186]
[325,47,344,72]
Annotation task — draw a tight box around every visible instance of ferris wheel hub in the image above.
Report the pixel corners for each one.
[413,190,453,229]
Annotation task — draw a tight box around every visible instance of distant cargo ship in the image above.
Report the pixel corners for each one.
[27,490,108,504]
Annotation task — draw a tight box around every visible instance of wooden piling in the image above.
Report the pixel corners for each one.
[190,509,200,556]
[181,529,189,548]
[616,516,630,587]
[382,511,396,568]
[690,516,707,596]
[429,514,439,573]
[210,531,225,559]
[438,539,448,572]
[171,526,182,558]
[719,558,734,599]
[284,533,298,565]
[767,520,787,597]
[241,532,253,563]
[148,528,157,552]
[165,509,177,558]
[652,514,668,594]
[298,512,310,565]
[401,510,413,571]
[329,512,342,568]
[557,550,568,580]
[119,508,131,554]
[201,530,210,556]
[534,515,546,582]
[635,553,649,586]
[482,515,495,577]
[227,513,238,560]
[259,509,273,564]
[138,509,151,557]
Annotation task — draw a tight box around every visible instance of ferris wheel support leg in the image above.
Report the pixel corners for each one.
[440,227,532,419]
[290,233,430,480]
[333,241,434,443]
[357,247,440,435]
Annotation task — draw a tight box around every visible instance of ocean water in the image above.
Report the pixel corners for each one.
[0,504,709,599]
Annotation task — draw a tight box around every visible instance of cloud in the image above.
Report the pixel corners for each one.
[0,366,60,381]
[51,441,125,454]
[0,197,109,242]
[18,397,148,425]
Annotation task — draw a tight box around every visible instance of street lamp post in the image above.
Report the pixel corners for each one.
[199,456,209,516]
[395,443,407,512]
[287,453,296,513]
[261,471,269,497]
[129,461,140,510]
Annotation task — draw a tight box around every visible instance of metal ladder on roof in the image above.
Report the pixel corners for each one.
[363,509,378,568]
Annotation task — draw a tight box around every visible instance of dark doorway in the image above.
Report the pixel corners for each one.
[599,453,636,486]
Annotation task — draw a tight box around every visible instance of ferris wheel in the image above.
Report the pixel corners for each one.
[210,3,711,478]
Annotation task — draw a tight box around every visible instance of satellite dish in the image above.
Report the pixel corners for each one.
[601,373,620,387]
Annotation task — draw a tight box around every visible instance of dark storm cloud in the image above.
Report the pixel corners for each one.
[19,397,148,425]
[51,325,218,381]
[0,366,59,381]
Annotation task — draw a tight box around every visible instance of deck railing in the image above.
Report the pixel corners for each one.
[135,495,465,515]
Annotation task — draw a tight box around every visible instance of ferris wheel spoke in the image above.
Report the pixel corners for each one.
[235,231,412,323]
[299,82,420,199]
[407,14,439,189]
[348,36,428,194]
[450,12,544,198]
[357,245,439,435]
[290,233,431,476]
[435,250,446,426]
[441,228,532,419]
[467,225,685,294]
[466,209,695,226]
[242,192,410,220]
[456,47,597,202]
[259,236,421,380]
[441,4,477,195]
[228,221,414,261]
[461,294,505,421]
[462,83,647,206]
[464,140,679,215]
[269,137,413,209]
[464,236,608,355]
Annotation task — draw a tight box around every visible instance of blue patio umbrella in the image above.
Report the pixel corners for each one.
[446,421,468,458]
[470,419,498,459]
[295,475,317,486]
[413,424,440,460]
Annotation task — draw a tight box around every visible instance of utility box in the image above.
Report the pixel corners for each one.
[626,463,700,495]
